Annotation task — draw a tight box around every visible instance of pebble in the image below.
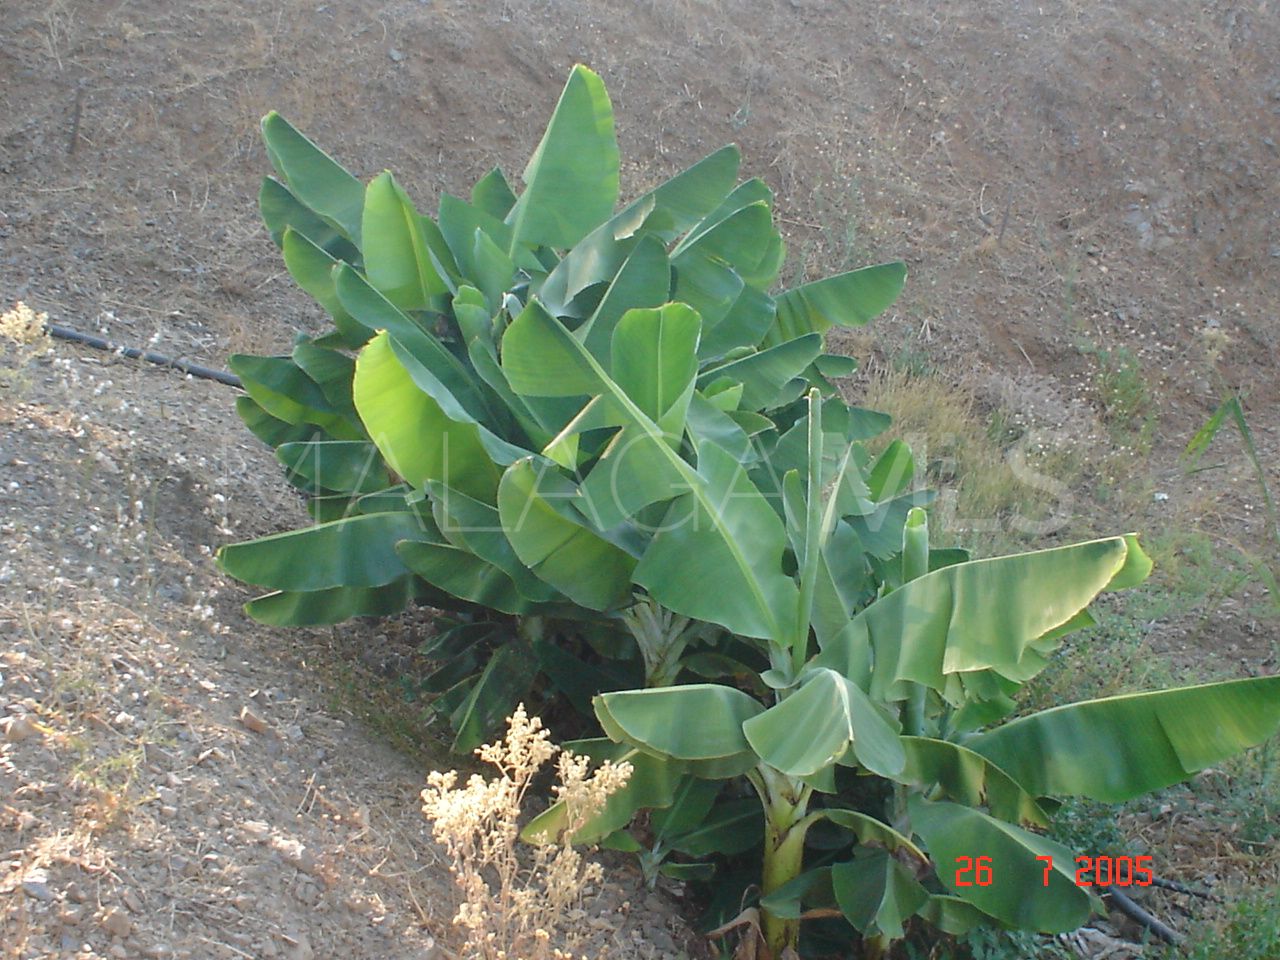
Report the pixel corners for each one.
[238,705,269,734]
[101,906,132,938]
[1,713,41,742]
[21,878,54,901]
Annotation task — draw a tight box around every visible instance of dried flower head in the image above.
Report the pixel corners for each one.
[0,301,51,349]
[421,705,631,960]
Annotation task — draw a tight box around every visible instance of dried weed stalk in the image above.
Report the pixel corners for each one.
[421,705,632,960]
[0,302,51,350]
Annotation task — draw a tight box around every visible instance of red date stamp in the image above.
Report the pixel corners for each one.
[955,855,1154,887]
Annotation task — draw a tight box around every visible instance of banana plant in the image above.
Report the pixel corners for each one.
[587,389,1280,958]
[220,64,912,751]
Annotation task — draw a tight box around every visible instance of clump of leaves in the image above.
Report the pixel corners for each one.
[421,704,631,960]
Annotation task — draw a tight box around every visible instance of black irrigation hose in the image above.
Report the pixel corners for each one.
[46,323,243,388]
[1105,885,1185,945]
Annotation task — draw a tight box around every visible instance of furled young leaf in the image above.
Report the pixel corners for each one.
[261,112,365,244]
[968,676,1280,803]
[507,64,619,252]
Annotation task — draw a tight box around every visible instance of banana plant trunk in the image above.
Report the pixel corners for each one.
[752,765,813,956]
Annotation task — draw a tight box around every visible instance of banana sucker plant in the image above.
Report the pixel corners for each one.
[217,64,914,751]
[566,387,1280,957]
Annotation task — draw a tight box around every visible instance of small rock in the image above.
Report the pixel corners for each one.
[122,888,143,912]
[1,713,41,742]
[66,881,87,903]
[388,48,405,62]
[238,706,269,734]
[101,906,132,938]
[60,932,80,952]
[281,931,313,960]
[21,878,54,901]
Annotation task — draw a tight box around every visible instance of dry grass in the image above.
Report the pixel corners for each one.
[856,366,1088,550]
[421,706,632,960]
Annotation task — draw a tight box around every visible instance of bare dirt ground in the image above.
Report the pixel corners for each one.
[2,1,1279,957]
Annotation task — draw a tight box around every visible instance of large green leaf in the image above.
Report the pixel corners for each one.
[276,440,388,494]
[216,512,429,590]
[335,264,491,424]
[243,576,420,626]
[673,201,780,291]
[353,332,501,501]
[666,798,762,857]
[696,335,823,410]
[259,177,359,262]
[610,304,700,435]
[910,797,1097,933]
[969,676,1280,803]
[815,810,926,863]
[362,171,448,309]
[426,480,561,603]
[743,668,904,778]
[234,395,320,449]
[814,536,1152,698]
[450,641,537,753]
[497,458,639,611]
[900,737,1049,826]
[522,740,688,845]
[538,145,740,313]
[506,64,619,252]
[594,684,764,778]
[261,112,364,244]
[280,229,370,346]
[832,849,927,940]
[767,262,907,345]
[635,441,799,643]
[576,235,672,363]
[470,166,518,220]
[227,354,362,440]
[396,540,537,614]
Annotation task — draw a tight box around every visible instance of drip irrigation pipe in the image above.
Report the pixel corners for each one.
[46,323,243,388]
[1105,885,1184,945]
